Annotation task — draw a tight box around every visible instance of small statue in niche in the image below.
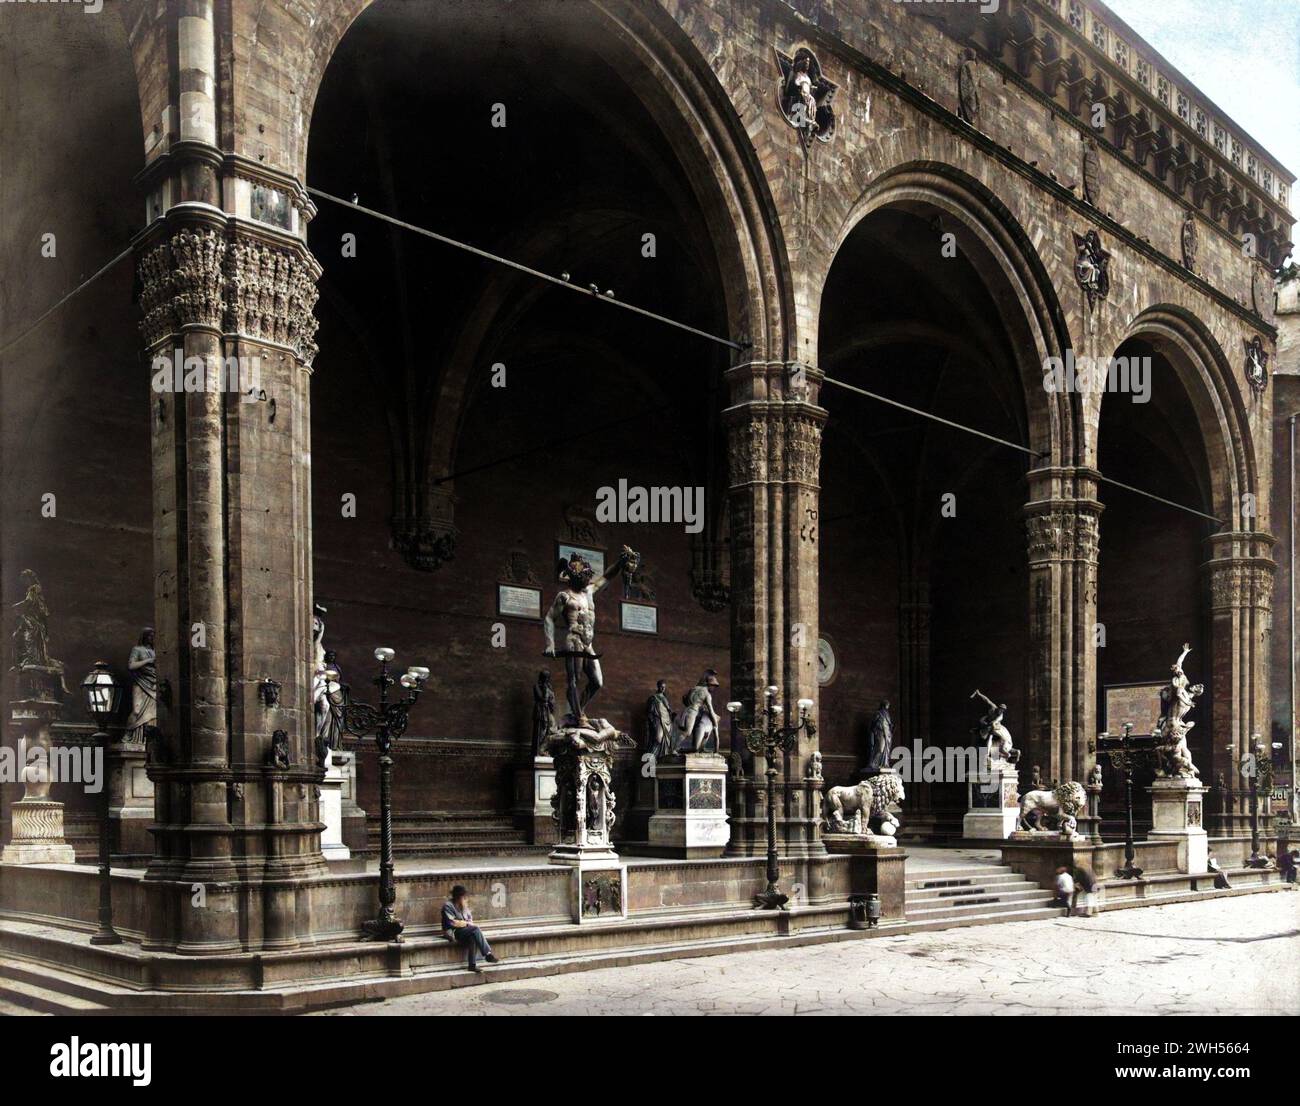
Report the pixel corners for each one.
[124,627,157,744]
[1030,764,1045,791]
[673,669,722,754]
[623,556,655,602]
[865,700,894,774]
[1180,209,1198,271]
[532,670,556,755]
[543,545,637,726]
[970,689,1016,763]
[729,750,746,780]
[11,569,60,671]
[1244,336,1269,394]
[1082,136,1102,206]
[1088,762,1103,789]
[645,679,675,759]
[957,48,980,125]
[586,775,605,834]
[268,729,291,769]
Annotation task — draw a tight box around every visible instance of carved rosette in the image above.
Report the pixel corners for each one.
[137,225,319,365]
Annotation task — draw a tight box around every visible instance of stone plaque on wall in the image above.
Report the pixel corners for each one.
[1103,682,1163,736]
[497,584,542,619]
[620,601,657,634]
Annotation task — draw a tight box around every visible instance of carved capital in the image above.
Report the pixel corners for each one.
[225,236,319,364]
[137,227,226,343]
[782,409,823,487]
[727,416,768,487]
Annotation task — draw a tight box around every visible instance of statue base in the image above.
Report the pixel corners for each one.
[1147,777,1208,875]
[512,756,558,845]
[822,832,897,850]
[1009,829,1085,843]
[319,752,350,862]
[2,800,77,865]
[963,761,1020,840]
[647,753,729,858]
[544,718,631,872]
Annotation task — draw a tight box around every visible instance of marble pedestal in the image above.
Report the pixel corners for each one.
[545,720,632,921]
[1147,777,1208,874]
[333,749,367,853]
[319,752,350,861]
[105,738,153,861]
[2,799,77,864]
[963,761,1020,840]
[647,753,730,858]
[512,755,558,845]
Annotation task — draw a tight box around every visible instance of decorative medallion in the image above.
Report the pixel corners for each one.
[1252,264,1276,326]
[1072,229,1112,310]
[1244,336,1269,393]
[957,49,980,126]
[1180,209,1198,271]
[500,539,538,586]
[776,46,836,147]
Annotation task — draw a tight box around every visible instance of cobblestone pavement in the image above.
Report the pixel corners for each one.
[322,891,1299,1016]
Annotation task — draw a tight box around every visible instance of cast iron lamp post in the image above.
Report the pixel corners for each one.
[81,661,124,945]
[335,647,429,940]
[1242,735,1281,869]
[727,688,816,910]
[1097,724,1156,880]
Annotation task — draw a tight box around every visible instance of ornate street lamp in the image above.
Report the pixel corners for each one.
[335,647,429,940]
[1097,724,1156,880]
[1241,735,1281,869]
[81,661,124,945]
[727,687,816,910]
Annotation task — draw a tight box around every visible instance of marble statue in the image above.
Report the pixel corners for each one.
[957,48,980,125]
[533,670,556,755]
[824,772,906,837]
[865,699,893,773]
[124,627,157,743]
[311,604,344,753]
[645,679,675,759]
[543,545,637,726]
[268,729,291,769]
[1153,642,1203,779]
[1088,762,1103,788]
[1018,781,1086,832]
[12,569,60,671]
[1180,208,1198,270]
[807,750,823,781]
[672,669,721,754]
[729,750,746,780]
[970,689,1015,762]
[1082,136,1101,205]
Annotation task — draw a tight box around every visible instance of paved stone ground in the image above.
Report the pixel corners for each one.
[320,892,1299,1016]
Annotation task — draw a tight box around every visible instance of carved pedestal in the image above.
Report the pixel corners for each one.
[512,755,558,846]
[963,760,1020,840]
[319,751,350,862]
[106,737,153,862]
[1147,778,1208,874]
[334,750,367,854]
[5,677,76,865]
[546,723,629,922]
[2,800,77,865]
[647,753,729,858]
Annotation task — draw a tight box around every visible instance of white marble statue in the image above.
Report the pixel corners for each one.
[124,627,157,743]
[1153,643,1203,779]
[1018,781,1086,832]
[823,772,906,837]
[970,688,1014,762]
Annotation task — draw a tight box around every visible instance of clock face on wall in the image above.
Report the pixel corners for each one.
[817,636,836,686]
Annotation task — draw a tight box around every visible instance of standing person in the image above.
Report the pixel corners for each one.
[1281,849,1299,884]
[1052,866,1074,910]
[1072,864,1098,916]
[441,885,501,974]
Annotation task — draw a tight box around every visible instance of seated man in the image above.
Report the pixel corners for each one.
[441,884,501,974]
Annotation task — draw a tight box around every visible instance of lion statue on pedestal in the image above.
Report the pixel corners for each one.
[823,771,906,836]
[1018,780,1086,833]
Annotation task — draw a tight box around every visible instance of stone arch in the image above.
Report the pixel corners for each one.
[299,0,792,362]
[1104,304,1256,525]
[821,161,1078,467]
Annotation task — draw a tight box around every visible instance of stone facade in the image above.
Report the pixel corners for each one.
[0,0,1291,957]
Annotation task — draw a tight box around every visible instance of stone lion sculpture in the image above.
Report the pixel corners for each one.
[1018,780,1086,833]
[823,772,906,836]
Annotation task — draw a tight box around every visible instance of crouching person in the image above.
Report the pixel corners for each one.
[442,884,501,973]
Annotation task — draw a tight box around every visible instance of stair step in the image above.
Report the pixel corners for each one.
[0,975,112,1015]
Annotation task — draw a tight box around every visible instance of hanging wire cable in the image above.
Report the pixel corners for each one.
[0,245,134,359]
[0,194,1228,528]
[307,186,744,352]
[820,372,1226,525]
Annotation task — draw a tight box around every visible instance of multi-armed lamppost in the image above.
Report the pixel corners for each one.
[334,647,429,940]
[81,661,124,945]
[1240,734,1281,869]
[1097,723,1156,880]
[727,687,816,910]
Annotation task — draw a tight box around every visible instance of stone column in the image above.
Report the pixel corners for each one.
[898,576,932,827]
[1202,532,1276,836]
[1023,468,1103,797]
[723,388,827,859]
[133,46,324,947]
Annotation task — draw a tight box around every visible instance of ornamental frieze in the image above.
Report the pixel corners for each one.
[727,418,768,487]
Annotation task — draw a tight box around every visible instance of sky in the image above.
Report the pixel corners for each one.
[1104,0,1300,191]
